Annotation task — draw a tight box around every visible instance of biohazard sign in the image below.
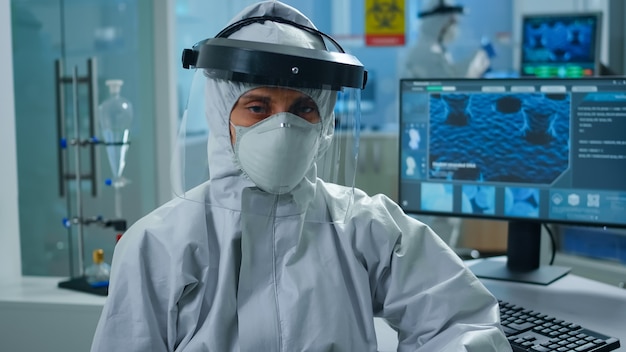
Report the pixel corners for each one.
[365,0,405,46]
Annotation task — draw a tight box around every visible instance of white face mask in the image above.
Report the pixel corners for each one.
[232,112,322,194]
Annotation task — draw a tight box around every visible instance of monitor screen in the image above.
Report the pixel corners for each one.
[398,77,626,284]
[520,12,602,78]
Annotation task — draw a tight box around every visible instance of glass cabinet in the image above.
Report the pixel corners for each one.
[11,0,159,277]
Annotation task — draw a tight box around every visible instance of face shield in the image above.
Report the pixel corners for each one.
[172,15,367,224]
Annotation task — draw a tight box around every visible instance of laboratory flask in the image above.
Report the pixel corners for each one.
[98,79,133,188]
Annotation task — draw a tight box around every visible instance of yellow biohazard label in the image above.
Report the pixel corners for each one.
[365,0,405,46]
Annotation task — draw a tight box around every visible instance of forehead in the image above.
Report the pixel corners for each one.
[238,87,315,103]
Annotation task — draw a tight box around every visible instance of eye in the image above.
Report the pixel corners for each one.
[246,104,267,114]
[291,99,320,122]
[231,97,272,127]
[296,105,315,114]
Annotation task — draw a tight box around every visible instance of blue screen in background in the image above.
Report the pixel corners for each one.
[520,13,601,78]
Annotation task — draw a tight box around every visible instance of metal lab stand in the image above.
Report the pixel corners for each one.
[55,58,126,296]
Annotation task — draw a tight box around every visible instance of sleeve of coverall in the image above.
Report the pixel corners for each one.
[90,219,177,352]
[370,196,512,352]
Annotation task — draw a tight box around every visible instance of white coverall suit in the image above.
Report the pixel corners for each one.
[90,1,511,351]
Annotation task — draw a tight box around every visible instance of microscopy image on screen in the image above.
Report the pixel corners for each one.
[505,187,540,218]
[400,122,428,180]
[402,123,426,151]
[428,92,570,185]
[401,151,426,180]
[462,185,496,215]
[421,183,453,212]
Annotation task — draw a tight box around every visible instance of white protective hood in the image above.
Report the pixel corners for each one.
[174,0,353,218]
[91,2,511,351]
[183,1,337,214]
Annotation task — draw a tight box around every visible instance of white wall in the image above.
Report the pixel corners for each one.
[0,0,22,282]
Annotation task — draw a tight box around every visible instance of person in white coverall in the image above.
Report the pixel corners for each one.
[90,1,511,351]
[403,0,491,78]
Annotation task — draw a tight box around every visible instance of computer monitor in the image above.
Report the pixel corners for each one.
[398,77,626,285]
[520,12,602,78]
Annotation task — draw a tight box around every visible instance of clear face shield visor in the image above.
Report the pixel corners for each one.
[172,24,367,224]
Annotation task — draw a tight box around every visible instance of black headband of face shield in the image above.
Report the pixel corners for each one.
[215,16,337,51]
[181,16,367,90]
[417,0,464,18]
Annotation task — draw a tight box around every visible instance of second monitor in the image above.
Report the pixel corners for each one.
[520,12,602,78]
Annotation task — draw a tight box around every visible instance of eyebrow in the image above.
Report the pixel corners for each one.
[238,94,271,104]
[291,96,317,107]
[238,93,317,108]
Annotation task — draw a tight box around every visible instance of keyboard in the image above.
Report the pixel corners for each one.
[498,299,621,352]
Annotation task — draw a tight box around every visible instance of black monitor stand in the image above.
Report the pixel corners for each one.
[470,221,571,285]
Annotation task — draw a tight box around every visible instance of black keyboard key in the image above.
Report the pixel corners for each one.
[507,321,536,332]
[529,346,550,352]
[575,342,597,351]
[503,325,520,336]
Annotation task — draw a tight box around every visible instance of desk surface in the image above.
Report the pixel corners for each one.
[0,276,106,306]
[2,269,625,352]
